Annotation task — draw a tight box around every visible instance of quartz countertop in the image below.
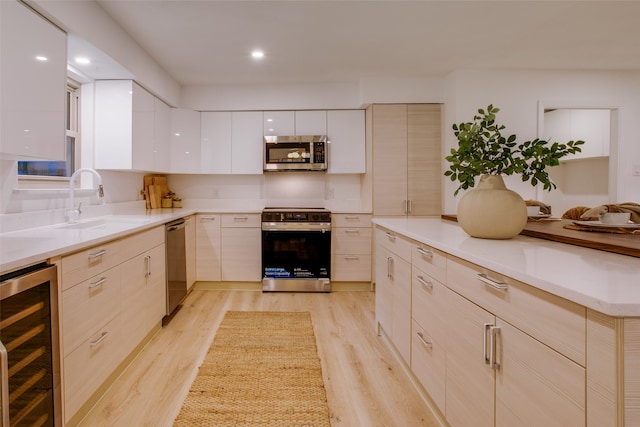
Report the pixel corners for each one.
[372,217,640,317]
[0,209,196,274]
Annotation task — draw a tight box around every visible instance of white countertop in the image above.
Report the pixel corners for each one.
[0,209,196,274]
[372,217,640,317]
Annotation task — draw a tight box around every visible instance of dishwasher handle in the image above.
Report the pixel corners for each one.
[166,219,186,232]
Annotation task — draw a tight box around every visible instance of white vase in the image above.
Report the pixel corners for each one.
[456,174,527,239]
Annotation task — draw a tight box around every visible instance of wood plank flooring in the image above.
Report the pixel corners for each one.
[76,289,442,427]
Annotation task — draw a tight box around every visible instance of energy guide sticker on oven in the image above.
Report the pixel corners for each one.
[265,267,293,278]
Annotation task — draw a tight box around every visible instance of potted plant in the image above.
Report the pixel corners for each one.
[445,104,584,239]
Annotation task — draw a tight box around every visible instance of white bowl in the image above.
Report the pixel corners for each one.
[599,212,631,225]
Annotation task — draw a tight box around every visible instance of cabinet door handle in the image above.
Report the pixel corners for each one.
[407,199,413,214]
[88,277,107,289]
[483,323,492,365]
[234,216,248,221]
[345,229,360,234]
[386,256,394,279]
[416,331,433,349]
[344,256,360,260]
[88,249,107,259]
[145,255,151,277]
[417,275,433,289]
[477,273,508,291]
[89,331,108,348]
[416,247,433,257]
[489,326,501,370]
[385,232,396,241]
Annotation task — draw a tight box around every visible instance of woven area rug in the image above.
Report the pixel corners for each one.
[173,311,331,426]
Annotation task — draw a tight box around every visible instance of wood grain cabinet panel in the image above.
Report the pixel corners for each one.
[411,320,446,412]
[331,214,372,282]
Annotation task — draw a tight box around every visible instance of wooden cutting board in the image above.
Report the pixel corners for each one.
[144,175,168,209]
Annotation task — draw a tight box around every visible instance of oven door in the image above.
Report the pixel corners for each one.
[261,227,331,292]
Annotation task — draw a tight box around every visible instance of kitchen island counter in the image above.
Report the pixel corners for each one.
[373,217,640,317]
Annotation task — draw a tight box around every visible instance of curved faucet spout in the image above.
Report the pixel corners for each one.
[68,168,104,221]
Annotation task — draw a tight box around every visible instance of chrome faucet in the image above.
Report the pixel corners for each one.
[67,168,104,223]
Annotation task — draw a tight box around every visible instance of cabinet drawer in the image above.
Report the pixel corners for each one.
[64,315,123,421]
[447,255,586,365]
[332,254,371,282]
[411,242,446,285]
[375,226,411,261]
[61,239,122,289]
[221,213,261,227]
[119,226,164,261]
[332,227,372,254]
[412,266,447,345]
[62,266,121,356]
[332,213,372,228]
[411,320,446,413]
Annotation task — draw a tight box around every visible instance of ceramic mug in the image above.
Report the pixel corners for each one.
[600,212,631,225]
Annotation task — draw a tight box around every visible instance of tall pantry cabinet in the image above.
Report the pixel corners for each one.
[370,104,442,216]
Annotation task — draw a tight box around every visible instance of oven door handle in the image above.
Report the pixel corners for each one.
[262,225,331,232]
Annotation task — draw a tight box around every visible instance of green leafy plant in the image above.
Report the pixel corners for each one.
[445,104,585,195]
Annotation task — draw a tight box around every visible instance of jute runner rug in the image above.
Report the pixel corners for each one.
[173,311,331,426]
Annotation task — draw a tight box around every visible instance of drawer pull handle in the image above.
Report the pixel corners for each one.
[478,273,508,291]
[344,216,360,220]
[416,332,433,349]
[344,256,360,260]
[385,232,396,241]
[88,249,107,259]
[90,331,108,347]
[417,275,433,289]
[234,216,249,221]
[416,247,433,257]
[88,277,107,289]
[200,215,216,221]
[345,229,360,234]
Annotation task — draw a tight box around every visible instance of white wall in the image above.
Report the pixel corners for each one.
[442,69,640,215]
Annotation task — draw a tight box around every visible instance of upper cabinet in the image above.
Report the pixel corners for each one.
[371,104,442,216]
[327,110,365,174]
[295,111,326,135]
[544,108,611,161]
[1,1,66,160]
[94,81,169,172]
[201,111,263,174]
[263,111,294,137]
[170,108,201,173]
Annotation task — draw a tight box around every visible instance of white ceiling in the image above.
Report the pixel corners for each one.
[85,0,640,87]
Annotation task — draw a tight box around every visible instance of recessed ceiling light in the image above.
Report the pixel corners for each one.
[35,56,48,61]
[75,57,91,65]
[251,50,264,59]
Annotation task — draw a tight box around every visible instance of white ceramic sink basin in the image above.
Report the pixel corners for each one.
[57,216,150,230]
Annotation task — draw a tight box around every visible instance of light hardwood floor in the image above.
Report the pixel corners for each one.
[76,289,442,426]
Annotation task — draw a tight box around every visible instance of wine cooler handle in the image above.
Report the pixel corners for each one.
[1,340,9,427]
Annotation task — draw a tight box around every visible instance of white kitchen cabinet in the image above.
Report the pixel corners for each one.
[185,215,197,289]
[154,98,171,171]
[195,214,221,281]
[327,110,366,173]
[232,112,264,174]
[374,226,412,364]
[331,213,371,282]
[544,108,610,161]
[264,111,294,136]
[371,104,442,215]
[296,110,326,134]
[170,108,201,173]
[220,214,261,281]
[1,0,66,160]
[60,226,166,424]
[95,81,169,172]
[200,111,263,174]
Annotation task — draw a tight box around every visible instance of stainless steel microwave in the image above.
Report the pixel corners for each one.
[264,135,327,171]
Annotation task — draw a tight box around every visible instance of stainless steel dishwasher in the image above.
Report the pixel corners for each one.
[165,218,187,318]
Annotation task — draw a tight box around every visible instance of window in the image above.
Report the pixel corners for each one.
[17,80,80,178]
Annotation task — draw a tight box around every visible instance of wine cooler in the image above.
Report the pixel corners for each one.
[1,262,61,426]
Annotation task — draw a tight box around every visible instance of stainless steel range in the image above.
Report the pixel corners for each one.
[261,208,331,292]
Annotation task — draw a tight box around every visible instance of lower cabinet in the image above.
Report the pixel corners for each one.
[221,214,261,281]
[60,226,166,423]
[185,215,197,289]
[195,214,221,281]
[331,213,372,282]
[374,224,587,427]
